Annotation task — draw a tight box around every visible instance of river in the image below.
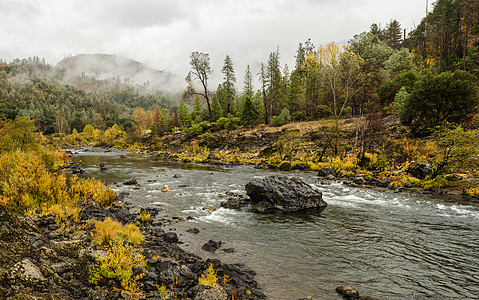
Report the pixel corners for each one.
[71,150,479,299]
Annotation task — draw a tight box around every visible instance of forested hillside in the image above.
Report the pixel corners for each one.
[0,0,478,139]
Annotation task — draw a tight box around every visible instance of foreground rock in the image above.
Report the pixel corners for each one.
[245,175,327,213]
[0,202,265,299]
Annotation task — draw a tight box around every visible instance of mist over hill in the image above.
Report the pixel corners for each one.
[56,54,182,93]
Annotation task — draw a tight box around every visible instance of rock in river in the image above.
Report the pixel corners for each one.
[245,175,327,213]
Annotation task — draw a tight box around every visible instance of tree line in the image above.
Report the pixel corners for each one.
[0,0,478,139]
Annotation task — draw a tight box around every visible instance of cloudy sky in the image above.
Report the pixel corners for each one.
[0,0,429,87]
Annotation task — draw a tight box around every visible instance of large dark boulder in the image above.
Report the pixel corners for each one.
[407,163,432,179]
[245,175,326,213]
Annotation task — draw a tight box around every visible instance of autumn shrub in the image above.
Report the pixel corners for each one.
[328,156,358,174]
[139,210,151,223]
[390,176,421,187]
[90,238,144,289]
[0,150,70,213]
[69,176,116,207]
[92,217,144,246]
[0,118,38,152]
[198,264,218,287]
[421,176,448,189]
[363,151,390,171]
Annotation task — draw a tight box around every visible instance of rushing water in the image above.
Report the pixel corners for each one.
[72,151,479,299]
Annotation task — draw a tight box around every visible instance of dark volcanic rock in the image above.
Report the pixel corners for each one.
[220,197,251,210]
[202,240,221,252]
[317,167,336,177]
[245,175,326,213]
[123,178,138,185]
[292,163,307,170]
[279,162,291,171]
[376,178,392,188]
[407,163,432,180]
[164,232,179,243]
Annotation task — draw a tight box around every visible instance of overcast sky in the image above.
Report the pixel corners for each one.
[0,0,430,87]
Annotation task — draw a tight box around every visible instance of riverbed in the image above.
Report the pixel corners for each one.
[71,150,479,299]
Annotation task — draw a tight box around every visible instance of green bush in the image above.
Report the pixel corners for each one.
[272,108,291,127]
[400,70,479,136]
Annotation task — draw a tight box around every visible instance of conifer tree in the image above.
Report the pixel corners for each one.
[222,55,236,115]
[243,65,254,98]
[241,96,259,127]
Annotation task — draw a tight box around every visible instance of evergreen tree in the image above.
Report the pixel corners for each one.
[178,101,191,128]
[222,55,236,115]
[211,94,223,122]
[191,96,203,121]
[265,48,282,121]
[400,70,479,136]
[241,96,259,127]
[385,19,403,50]
[243,65,254,98]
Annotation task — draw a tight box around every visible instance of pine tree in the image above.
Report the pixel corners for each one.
[243,65,254,98]
[385,19,403,50]
[178,101,191,128]
[241,96,259,127]
[222,55,236,115]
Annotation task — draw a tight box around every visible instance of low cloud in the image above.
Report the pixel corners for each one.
[0,0,429,89]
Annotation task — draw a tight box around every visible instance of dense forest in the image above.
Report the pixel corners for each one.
[0,0,478,139]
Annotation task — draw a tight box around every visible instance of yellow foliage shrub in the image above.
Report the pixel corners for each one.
[198,264,218,287]
[0,150,70,212]
[328,156,358,173]
[90,239,144,289]
[139,210,151,223]
[92,217,144,246]
[69,176,115,207]
[390,176,421,187]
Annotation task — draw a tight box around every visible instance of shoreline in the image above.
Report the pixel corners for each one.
[68,146,478,205]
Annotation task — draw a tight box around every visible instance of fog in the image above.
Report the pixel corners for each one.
[0,0,430,90]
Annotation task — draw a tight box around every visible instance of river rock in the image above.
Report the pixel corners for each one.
[202,240,221,252]
[220,197,250,210]
[72,168,84,174]
[336,286,359,299]
[245,175,326,213]
[123,178,137,185]
[292,163,307,170]
[187,228,200,234]
[163,232,179,243]
[99,162,111,171]
[317,167,336,177]
[376,178,392,188]
[202,205,217,212]
[279,162,291,171]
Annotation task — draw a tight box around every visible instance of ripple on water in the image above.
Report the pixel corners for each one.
[71,152,479,300]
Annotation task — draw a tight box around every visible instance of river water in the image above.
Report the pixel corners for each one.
[71,151,479,299]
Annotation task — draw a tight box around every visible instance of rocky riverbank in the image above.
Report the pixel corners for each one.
[0,195,265,299]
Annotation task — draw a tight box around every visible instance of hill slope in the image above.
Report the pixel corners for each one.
[56,54,180,93]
